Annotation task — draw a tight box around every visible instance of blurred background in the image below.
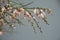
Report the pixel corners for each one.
[0,0,60,40]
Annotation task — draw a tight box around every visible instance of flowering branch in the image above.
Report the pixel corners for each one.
[0,0,52,35]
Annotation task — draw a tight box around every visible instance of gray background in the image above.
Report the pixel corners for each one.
[0,0,60,40]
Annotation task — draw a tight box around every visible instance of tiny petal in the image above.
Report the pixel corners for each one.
[40,13,44,18]
[34,8,37,14]
[26,11,31,17]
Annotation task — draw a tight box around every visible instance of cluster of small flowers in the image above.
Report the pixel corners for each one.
[34,8,52,24]
[0,0,52,35]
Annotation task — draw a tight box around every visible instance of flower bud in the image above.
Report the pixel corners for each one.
[0,29,4,35]
[19,8,25,12]
[44,8,52,14]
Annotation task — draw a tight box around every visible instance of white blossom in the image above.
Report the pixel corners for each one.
[13,9,17,13]
[0,31,3,35]
[11,24,16,29]
[34,8,40,14]
[13,9,21,16]
[40,9,46,16]
[2,7,5,12]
